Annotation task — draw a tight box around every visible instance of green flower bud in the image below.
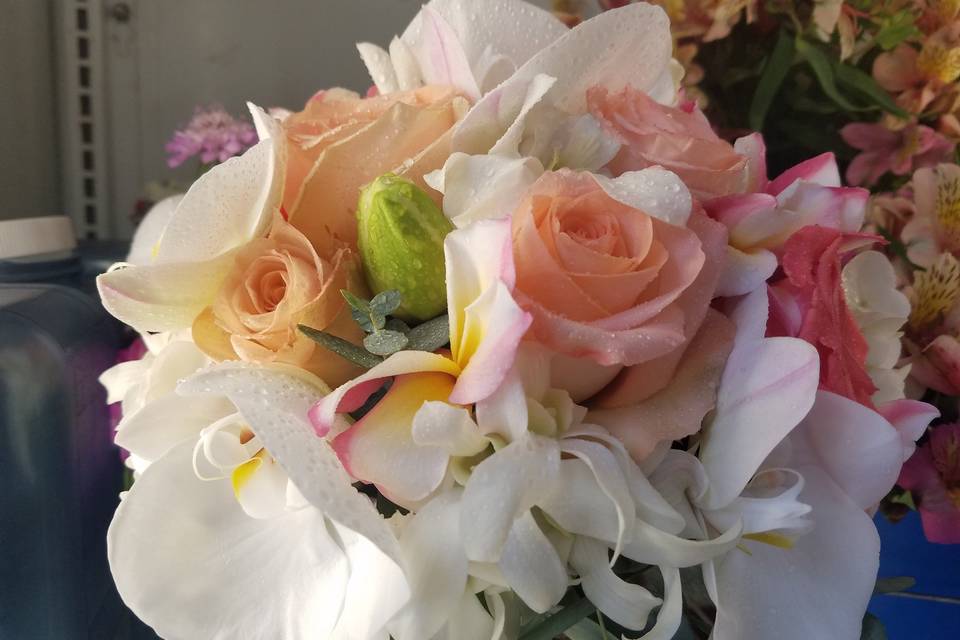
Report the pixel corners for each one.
[357,174,453,322]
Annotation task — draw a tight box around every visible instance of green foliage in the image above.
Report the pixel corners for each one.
[861,612,888,640]
[297,324,384,369]
[749,29,796,131]
[873,576,917,595]
[518,598,596,640]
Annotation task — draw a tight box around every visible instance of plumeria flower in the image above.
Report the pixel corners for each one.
[899,422,960,544]
[706,137,869,296]
[109,362,411,640]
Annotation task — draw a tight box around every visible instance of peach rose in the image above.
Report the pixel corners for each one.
[512,169,723,369]
[281,85,468,250]
[193,214,363,387]
[587,85,747,200]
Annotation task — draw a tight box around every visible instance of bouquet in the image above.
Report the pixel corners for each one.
[97,1,940,638]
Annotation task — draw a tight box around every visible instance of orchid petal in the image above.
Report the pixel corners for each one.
[699,331,819,509]
[415,6,482,99]
[108,442,350,640]
[126,195,182,265]
[539,459,624,543]
[97,253,236,332]
[427,152,543,227]
[620,518,742,568]
[231,451,289,520]
[498,511,568,613]
[571,537,661,631]
[115,392,234,463]
[711,468,879,640]
[155,138,279,263]
[716,246,778,297]
[461,432,560,562]
[358,42,400,94]
[390,491,468,640]
[628,566,682,640]
[178,363,405,567]
[767,152,841,194]
[877,398,939,459]
[792,390,905,509]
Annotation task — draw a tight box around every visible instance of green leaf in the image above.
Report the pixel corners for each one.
[298,324,383,369]
[563,618,606,640]
[749,29,795,131]
[370,289,403,317]
[795,38,863,113]
[385,317,411,334]
[341,290,382,333]
[363,330,410,356]
[406,314,451,352]
[861,612,888,640]
[874,576,916,595]
[889,489,917,510]
[834,63,909,119]
[518,598,596,640]
[875,11,921,51]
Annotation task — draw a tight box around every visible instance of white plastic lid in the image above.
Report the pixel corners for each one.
[0,216,77,260]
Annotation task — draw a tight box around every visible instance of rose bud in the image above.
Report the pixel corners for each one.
[357,173,453,322]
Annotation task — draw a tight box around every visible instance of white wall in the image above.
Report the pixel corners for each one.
[0,0,61,221]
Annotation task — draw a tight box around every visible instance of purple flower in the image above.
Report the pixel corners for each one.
[164,105,258,169]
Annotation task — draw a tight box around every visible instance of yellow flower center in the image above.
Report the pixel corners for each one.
[910,252,960,332]
[919,40,960,84]
[936,172,960,254]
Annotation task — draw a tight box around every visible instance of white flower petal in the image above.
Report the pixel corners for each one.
[430,152,543,227]
[108,442,349,640]
[412,401,488,457]
[711,468,879,640]
[178,363,404,566]
[716,246,778,298]
[594,169,693,227]
[461,432,560,562]
[390,491,468,640]
[497,511,568,613]
[571,537,661,631]
[620,518,742,568]
[358,42,400,94]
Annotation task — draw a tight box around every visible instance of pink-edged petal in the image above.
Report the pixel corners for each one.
[332,372,455,504]
[876,398,939,459]
[706,192,777,235]
[767,152,841,194]
[792,390,904,510]
[699,301,820,509]
[309,351,461,437]
[451,280,532,404]
[589,309,736,461]
[357,42,400,94]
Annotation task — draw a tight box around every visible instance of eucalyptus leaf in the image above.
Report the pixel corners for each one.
[518,598,596,640]
[749,29,795,131]
[341,290,381,332]
[298,324,383,369]
[873,576,916,595]
[860,612,888,640]
[386,317,411,334]
[795,39,864,112]
[370,289,403,317]
[834,63,908,118]
[406,314,451,352]
[363,330,410,356]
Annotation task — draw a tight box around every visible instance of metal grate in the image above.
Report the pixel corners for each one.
[58,0,110,239]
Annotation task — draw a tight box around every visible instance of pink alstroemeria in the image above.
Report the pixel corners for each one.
[901,163,960,267]
[899,423,960,544]
[840,122,954,187]
[705,134,868,296]
[308,218,532,506]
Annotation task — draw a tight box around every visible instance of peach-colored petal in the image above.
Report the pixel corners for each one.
[873,45,922,93]
[592,210,727,405]
[589,309,736,460]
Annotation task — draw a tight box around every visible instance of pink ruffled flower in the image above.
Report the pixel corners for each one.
[899,423,960,544]
[164,105,258,169]
[768,226,879,408]
[840,121,954,187]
